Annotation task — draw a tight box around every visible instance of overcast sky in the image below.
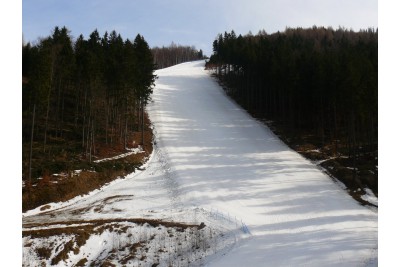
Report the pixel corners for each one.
[23,0,377,55]
[22,0,378,55]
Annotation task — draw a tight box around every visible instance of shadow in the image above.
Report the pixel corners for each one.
[24,61,378,266]
[146,61,378,265]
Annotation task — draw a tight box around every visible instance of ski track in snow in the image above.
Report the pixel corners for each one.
[23,61,377,266]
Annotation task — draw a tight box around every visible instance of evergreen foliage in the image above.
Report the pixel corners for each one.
[206,27,378,190]
[22,26,157,179]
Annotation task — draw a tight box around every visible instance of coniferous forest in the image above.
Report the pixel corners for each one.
[206,27,378,197]
[22,25,377,210]
[22,27,156,200]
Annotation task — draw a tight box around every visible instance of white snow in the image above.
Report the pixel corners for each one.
[93,147,144,163]
[146,61,378,266]
[23,61,377,266]
[361,188,378,207]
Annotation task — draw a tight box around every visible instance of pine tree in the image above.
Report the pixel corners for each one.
[132,34,157,144]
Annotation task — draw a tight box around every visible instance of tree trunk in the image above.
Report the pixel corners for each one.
[124,101,128,149]
[141,99,145,145]
[43,56,55,152]
[28,104,36,185]
[106,102,109,145]
[43,86,52,152]
[82,86,88,148]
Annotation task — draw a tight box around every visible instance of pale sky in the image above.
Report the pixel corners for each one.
[22,0,377,56]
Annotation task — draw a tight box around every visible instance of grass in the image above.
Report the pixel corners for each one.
[75,258,88,266]
[22,113,154,212]
[23,218,203,231]
[23,218,205,265]
[214,77,377,206]
[51,240,76,265]
[264,120,378,206]
[35,247,52,259]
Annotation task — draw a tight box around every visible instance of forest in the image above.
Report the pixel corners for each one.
[152,42,205,69]
[206,27,378,197]
[22,25,378,210]
[22,27,156,191]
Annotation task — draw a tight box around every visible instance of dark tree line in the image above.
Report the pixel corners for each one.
[23,26,156,180]
[152,42,205,69]
[206,27,377,174]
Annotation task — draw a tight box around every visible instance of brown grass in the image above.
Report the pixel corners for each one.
[22,114,153,212]
[75,258,88,266]
[120,254,136,265]
[23,218,203,234]
[23,218,203,267]
[263,120,378,206]
[99,261,117,267]
[35,247,52,259]
[51,239,75,265]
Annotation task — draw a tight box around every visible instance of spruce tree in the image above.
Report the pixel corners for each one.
[132,34,157,144]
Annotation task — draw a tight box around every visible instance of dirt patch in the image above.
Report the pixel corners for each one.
[102,195,135,204]
[265,120,378,206]
[23,218,207,266]
[22,113,153,212]
[23,218,204,232]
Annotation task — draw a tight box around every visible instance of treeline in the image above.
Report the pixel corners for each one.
[152,42,205,69]
[206,27,377,171]
[22,26,156,180]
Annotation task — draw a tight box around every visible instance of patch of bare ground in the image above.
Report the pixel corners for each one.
[23,218,206,266]
[22,113,153,212]
[75,258,88,266]
[264,120,378,207]
[216,79,377,207]
[23,218,203,231]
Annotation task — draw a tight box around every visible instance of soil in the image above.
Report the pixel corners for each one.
[263,119,378,207]
[22,113,154,212]
[214,77,377,207]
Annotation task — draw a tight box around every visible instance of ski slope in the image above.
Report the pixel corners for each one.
[147,60,377,266]
[23,60,377,266]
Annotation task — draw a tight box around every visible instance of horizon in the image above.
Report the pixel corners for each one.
[22,0,378,56]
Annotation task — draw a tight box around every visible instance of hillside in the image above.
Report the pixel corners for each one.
[23,61,377,266]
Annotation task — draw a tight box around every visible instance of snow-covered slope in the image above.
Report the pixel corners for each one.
[23,60,377,266]
[147,61,377,266]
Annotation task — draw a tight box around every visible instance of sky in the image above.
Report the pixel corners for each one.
[22,0,378,56]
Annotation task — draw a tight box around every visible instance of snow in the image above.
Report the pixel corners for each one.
[147,61,377,266]
[22,154,153,218]
[361,188,378,207]
[22,61,377,266]
[93,147,144,163]
[23,215,241,267]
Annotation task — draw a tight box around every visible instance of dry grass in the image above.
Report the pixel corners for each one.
[263,120,378,205]
[23,218,204,265]
[23,218,203,234]
[35,247,52,259]
[99,261,117,267]
[22,115,153,212]
[75,258,88,266]
[51,239,76,265]
[120,254,136,265]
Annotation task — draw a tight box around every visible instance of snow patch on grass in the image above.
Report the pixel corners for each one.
[93,147,144,163]
[22,208,250,267]
[22,151,154,218]
[361,188,378,207]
